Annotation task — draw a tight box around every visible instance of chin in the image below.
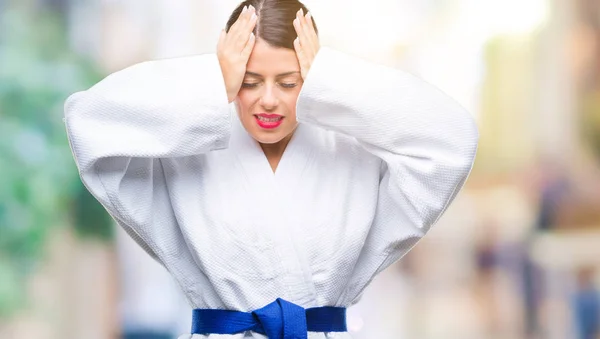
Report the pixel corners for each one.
[251,131,289,144]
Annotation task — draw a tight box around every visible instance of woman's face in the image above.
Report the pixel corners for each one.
[235,39,303,144]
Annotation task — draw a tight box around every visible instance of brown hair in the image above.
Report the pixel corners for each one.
[225,0,318,50]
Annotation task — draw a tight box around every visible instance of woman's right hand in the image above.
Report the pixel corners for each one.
[217,5,257,103]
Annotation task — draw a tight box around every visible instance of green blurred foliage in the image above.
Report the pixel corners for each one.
[0,7,113,317]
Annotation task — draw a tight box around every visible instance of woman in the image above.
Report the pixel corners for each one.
[64,0,479,338]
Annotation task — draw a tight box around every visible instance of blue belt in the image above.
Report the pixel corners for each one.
[191,298,347,338]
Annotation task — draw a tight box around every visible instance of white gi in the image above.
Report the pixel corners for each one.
[64,47,479,338]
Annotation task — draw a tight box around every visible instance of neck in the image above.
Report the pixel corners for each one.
[259,133,294,172]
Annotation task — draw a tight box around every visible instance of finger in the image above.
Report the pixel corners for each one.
[236,7,256,38]
[231,8,256,50]
[295,9,304,34]
[300,12,316,53]
[228,5,247,33]
[293,15,301,35]
[296,10,316,54]
[245,5,257,30]
[236,11,257,50]
[293,16,304,46]
[294,14,315,59]
[305,12,319,46]
[245,9,258,34]
[293,37,303,61]
[294,38,310,80]
[294,37,308,72]
[241,32,256,59]
[228,5,251,42]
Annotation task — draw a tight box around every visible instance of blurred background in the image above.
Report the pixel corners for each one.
[1,0,600,338]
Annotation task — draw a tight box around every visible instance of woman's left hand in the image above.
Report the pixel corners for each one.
[293,9,320,80]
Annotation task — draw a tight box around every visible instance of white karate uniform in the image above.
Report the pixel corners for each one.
[64,47,479,338]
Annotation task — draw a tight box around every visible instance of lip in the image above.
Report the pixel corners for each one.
[255,113,283,118]
[254,113,284,129]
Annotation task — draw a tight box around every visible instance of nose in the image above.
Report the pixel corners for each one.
[259,84,279,111]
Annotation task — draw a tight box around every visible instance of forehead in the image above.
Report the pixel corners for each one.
[246,39,299,76]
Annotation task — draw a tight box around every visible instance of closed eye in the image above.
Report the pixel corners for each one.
[241,82,298,89]
[241,83,259,88]
[280,83,297,89]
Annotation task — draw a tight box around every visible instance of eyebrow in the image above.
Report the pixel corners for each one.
[245,71,300,78]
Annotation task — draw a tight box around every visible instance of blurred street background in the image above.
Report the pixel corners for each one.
[1,0,600,338]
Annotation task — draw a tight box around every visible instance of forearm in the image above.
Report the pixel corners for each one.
[64,53,232,173]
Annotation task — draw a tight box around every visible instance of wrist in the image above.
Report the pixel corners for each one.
[227,89,237,103]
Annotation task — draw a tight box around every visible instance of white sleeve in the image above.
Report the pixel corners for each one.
[63,53,231,260]
[296,47,479,245]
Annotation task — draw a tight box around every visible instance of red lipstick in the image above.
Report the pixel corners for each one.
[254,113,284,129]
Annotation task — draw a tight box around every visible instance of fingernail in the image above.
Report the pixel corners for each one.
[251,12,256,20]
[243,6,247,13]
[299,8,304,16]
[249,5,254,11]
[306,11,311,20]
